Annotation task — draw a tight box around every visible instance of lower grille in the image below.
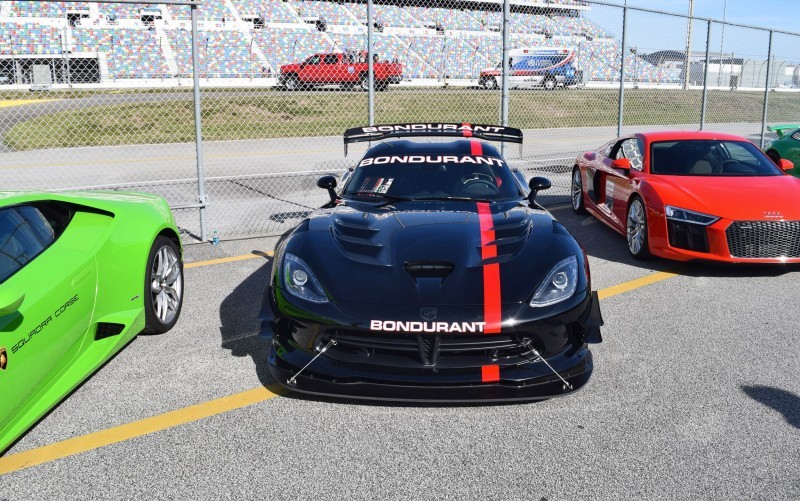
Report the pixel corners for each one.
[319,332,539,368]
[668,220,709,253]
[726,221,800,258]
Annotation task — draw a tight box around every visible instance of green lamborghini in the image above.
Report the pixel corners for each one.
[0,191,184,454]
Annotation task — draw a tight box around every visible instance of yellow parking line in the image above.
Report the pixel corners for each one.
[184,251,273,269]
[0,386,285,476]
[598,269,681,300]
[0,265,681,475]
[0,99,59,108]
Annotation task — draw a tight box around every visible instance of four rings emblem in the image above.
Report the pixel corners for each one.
[762,211,783,219]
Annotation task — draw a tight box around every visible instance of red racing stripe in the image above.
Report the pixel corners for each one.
[477,202,502,334]
[462,122,473,137]
[481,365,500,383]
[470,140,482,156]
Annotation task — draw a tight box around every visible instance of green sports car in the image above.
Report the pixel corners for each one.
[0,191,184,454]
[765,124,800,177]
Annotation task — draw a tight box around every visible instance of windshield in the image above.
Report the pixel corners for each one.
[343,154,523,201]
[650,140,782,176]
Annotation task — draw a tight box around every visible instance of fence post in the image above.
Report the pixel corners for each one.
[500,0,510,156]
[617,6,627,137]
[191,3,208,241]
[683,0,693,90]
[760,30,774,148]
[367,0,374,125]
[700,20,711,130]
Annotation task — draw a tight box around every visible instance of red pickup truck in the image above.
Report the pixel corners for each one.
[279,52,403,91]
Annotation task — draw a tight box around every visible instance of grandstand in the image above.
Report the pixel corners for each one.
[0,0,680,85]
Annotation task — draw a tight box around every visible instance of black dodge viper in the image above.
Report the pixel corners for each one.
[262,123,603,402]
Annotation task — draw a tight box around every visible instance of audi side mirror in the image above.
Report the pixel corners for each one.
[612,158,631,170]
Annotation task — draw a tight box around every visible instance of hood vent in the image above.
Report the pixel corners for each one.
[332,217,383,257]
[404,261,455,278]
[478,216,532,262]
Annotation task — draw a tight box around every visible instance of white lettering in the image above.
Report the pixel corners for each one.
[358,155,504,166]
[369,320,489,333]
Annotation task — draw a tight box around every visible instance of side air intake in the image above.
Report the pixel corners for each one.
[95,323,125,340]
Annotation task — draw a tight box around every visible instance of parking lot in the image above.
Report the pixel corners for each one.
[0,204,797,500]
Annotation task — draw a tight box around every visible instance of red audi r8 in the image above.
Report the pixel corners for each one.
[571,131,800,263]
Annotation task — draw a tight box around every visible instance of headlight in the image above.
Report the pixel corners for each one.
[530,256,579,308]
[283,253,329,303]
[665,205,719,226]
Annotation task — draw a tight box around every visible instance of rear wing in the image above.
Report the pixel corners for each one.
[767,124,800,138]
[343,123,523,156]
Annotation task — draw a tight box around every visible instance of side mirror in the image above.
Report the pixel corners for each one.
[780,158,794,171]
[583,151,596,161]
[528,176,551,203]
[0,290,24,316]
[612,158,631,170]
[317,175,338,202]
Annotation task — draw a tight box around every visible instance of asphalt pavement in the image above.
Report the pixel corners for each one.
[1,206,798,500]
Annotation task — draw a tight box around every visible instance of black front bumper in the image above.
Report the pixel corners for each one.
[268,347,593,402]
[264,290,602,402]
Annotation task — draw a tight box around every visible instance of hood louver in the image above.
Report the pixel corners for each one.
[404,261,455,279]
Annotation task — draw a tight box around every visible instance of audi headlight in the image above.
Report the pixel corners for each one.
[530,256,579,308]
[665,205,719,226]
[283,253,329,303]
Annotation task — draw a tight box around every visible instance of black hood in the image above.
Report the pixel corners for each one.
[283,200,583,306]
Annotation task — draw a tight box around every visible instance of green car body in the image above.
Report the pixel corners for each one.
[766,124,800,178]
[0,191,184,454]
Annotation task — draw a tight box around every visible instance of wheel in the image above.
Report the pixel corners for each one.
[460,178,500,196]
[376,80,389,92]
[571,167,586,214]
[283,74,299,91]
[543,77,556,91]
[626,197,650,259]
[461,173,494,184]
[144,235,184,334]
[484,77,498,90]
[766,150,781,165]
[359,74,370,91]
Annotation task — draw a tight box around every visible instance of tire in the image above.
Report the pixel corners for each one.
[626,197,650,259]
[571,167,587,214]
[359,74,370,91]
[144,235,184,334]
[543,77,556,91]
[376,80,389,92]
[283,74,299,91]
[484,77,498,90]
[766,150,781,165]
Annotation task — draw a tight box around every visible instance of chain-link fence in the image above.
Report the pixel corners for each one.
[1,0,799,242]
